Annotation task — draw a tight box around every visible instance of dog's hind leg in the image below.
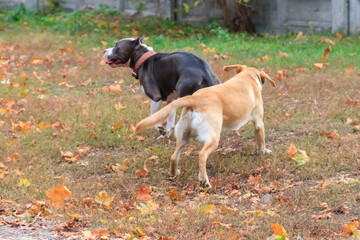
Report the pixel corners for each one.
[253,108,272,154]
[170,109,191,176]
[165,110,176,138]
[195,113,222,188]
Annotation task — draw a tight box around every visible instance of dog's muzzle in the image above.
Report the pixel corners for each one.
[103,48,123,68]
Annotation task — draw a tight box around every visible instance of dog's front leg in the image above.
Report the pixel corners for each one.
[150,100,166,137]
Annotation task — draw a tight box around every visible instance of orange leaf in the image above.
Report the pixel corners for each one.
[287,142,297,158]
[271,222,288,237]
[100,41,108,46]
[314,63,323,70]
[297,67,307,72]
[335,32,343,38]
[248,174,261,185]
[46,186,72,208]
[136,169,148,178]
[320,48,330,61]
[278,51,289,57]
[345,67,355,73]
[320,38,335,46]
[344,221,359,234]
[135,186,152,202]
[320,130,341,140]
[169,189,186,199]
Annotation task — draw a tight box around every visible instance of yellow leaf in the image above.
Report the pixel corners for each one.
[246,210,265,217]
[199,204,216,214]
[115,102,126,111]
[271,222,288,237]
[136,201,159,215]
[137,226,144,236]
[292,149,310,165]
[18,178,30,187]
[67,212,80,218]
[95,191,114,207]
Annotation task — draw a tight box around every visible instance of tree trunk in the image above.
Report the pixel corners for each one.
[216,0,255,34]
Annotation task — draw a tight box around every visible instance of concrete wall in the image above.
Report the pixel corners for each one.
[1,0,359,34]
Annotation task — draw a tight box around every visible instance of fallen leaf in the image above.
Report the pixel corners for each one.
[278,51,289,57]
[292,150,310,165]
[246,210,265,217]
[169,189,186,199]
[287,142,297,158]
[320,130,341,140]
[46,186,72,208]
[346,118,359,125]
[136,169,148,178]
[100,41,108,46]
[6,153,21,162]
[320,48,330,61]
[271,222,288,237]
[18,178,30,187]
[295,31,303,40]
[335,32,343,38]
[276,69,289,80]
[314,63,324,70]
[346,99,360,105]
[115,102,126,111]
[320,38,335,46]
[346,67,355,73]
[135,186,152,202]
[95,191,114,207]
[248,174,261,185]
[344,221,359,234]
[199,204,216,214]
[136,200,159,215]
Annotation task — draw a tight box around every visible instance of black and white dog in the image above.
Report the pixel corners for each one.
[103,37,220,137]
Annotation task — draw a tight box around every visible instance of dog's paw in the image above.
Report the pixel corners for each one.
[199,180,212,189]
[263,148,272,154]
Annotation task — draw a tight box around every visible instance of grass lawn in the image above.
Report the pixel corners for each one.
[1,8,360,240]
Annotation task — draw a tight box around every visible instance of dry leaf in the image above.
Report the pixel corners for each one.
[346,67,355,73]
[320,38,335,46]
[248,174,261,185]
[95,191,114,207]
[136,200,159,215]
[46,186,72,208]
[346,118,359,125]
[135,186,152,202]
[278,51,289,57]
[100,41,108,46]
[271,222,288,237]
[297,67,307,72]
[314,63,324,70]
[320,130,341,140]
[295,31,303,40]
[18,178,30,187]
[115,102,126,111]
[199,204,216,214]
[335,32,343,38]
[287,142,297,158]
[136,169,148,178]
[169,189,186,199]
[345,221,359,234]
[292,150,310,165]
[320,48,330,61]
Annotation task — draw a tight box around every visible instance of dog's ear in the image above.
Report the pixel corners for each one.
[134,37,144,45]
[260,71,276,87]
[223,65,247,73]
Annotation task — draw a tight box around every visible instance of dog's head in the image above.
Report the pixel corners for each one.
[103,37,153,68]
[224,64,276,87]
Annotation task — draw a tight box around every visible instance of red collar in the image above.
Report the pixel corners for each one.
[132,51,157,78]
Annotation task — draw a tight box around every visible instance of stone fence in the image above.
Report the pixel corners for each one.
[1,0,359,34]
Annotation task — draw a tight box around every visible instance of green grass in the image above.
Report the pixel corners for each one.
[1,8,360,239]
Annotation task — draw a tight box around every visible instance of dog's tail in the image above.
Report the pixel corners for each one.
[135,95,196,134]
[202,60,220,85]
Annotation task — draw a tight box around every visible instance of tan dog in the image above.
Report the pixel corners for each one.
[135,65,276,187]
